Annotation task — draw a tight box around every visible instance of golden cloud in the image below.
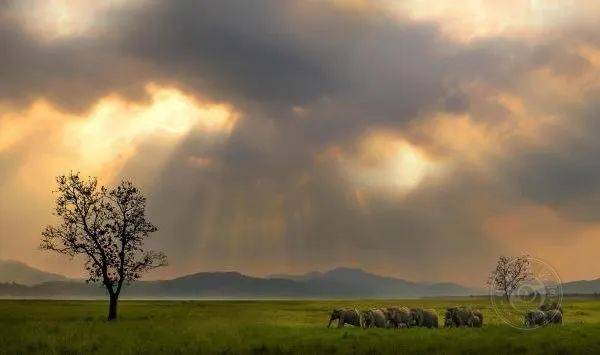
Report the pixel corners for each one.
[0,84,237,189]
[321,131,445,196]
[391,0,600,41]
[11,0,145,40]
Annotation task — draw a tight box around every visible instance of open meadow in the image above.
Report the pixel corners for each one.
[1,298,600,354]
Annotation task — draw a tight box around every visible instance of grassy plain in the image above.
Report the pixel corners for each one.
[1,298,600,354]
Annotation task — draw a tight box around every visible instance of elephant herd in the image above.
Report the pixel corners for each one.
[327,306,482,329]
[524,302,563,328]
[328,302,564,329]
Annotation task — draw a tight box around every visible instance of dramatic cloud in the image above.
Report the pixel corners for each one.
[1,0,599,285]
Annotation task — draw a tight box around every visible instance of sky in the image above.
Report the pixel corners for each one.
[1,0,599,287]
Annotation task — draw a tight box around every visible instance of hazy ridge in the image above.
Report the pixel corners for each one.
[1,260,598,298]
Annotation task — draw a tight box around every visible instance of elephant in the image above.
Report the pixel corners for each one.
[361,310,374,328]
[328,308,363,328]
[444,307,478,327]
[362,308,387,328]
[444,307,465,327]
[409,308,425,327]
[546,309,563,325]
[524,310,547,327]
[421,309,439,328]
[385,307,411,328]
[472,310,483,327]
[540,302,562,314]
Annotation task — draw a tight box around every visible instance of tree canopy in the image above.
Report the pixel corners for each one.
[41,173,166,319]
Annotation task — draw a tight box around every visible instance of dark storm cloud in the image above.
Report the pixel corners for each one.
[116,0,337,107]
[2,0,600,281]
[0,8,146,111]
[1,0,593,119]
[502,90,600,222]
[1,0,455,123]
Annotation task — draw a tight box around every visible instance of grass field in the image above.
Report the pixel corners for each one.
[1,298,600,354]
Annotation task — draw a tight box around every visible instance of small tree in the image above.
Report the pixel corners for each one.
[41,173,167,320]
[488,255,532,302]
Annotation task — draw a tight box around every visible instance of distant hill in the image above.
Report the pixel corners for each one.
[0,273,314,299]
[269,267,475,298]
[0,260,69,286]
[562,278,600,295]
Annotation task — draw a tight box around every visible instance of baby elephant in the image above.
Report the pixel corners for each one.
[328,308,362,328]
[472,310,483,328]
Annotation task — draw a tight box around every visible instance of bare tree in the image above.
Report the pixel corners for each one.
[488,255,532,302]
[41,173,167,320]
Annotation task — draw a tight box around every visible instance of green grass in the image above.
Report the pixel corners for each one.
[1,298,600,354]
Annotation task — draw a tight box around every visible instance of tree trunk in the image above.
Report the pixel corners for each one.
[108,294,118,321]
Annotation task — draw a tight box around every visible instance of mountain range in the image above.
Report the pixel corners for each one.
[1,260,600,299]
[0,260,475,298]
[0,260,70,285]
